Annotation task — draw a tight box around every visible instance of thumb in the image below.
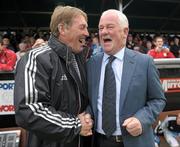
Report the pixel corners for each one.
[84,113,91,119]
[122,117,133,127]
[80,112,86,116]
[78,112,85,118]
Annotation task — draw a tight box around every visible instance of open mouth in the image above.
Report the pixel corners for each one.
[79,38,86,45]
[103,38,112,43]
[103,36,112,43]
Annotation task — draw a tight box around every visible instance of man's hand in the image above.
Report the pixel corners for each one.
[162,47,170,53]
[78,112,93,136]
[122,117,142,136]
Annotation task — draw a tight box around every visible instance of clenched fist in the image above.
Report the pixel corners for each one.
[122,117,142,136]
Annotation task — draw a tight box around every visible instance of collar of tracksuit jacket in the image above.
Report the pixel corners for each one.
[48,34,75,63]
[48,34,88,108]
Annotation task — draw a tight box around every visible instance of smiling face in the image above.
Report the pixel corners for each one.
[98,10,129,55]
[154,37,164,49]
[59,15,89,53]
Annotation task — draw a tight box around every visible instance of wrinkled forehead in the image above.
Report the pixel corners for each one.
[101,11,118,21]
[99,13,119,26]
[73,15,87,24]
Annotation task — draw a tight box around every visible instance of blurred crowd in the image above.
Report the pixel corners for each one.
[0,30,48,71]
[0,29,180,72]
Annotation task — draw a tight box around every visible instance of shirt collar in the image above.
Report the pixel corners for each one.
[103,47,125,62]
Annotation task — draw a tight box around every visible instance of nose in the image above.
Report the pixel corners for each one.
[84,28,89,36]
[99,27,108,36]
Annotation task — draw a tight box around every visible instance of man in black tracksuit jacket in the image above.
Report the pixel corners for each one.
[14,6,92,147]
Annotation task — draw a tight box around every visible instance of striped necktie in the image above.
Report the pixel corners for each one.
[102,55,116,136]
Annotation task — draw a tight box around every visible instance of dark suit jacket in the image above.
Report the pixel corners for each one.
[86,48,166,147]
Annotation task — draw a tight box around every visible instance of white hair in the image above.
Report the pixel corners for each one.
[102,9,129,28]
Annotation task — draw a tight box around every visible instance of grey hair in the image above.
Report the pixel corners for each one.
[102,9,129,28]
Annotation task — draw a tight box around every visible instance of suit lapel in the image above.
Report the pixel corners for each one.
[92,54,104,112]
[120,49,137,113]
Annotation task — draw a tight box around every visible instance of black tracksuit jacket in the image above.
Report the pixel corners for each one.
[14,35,89,147]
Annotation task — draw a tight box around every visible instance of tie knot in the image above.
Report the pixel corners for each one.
[108,55,116,64]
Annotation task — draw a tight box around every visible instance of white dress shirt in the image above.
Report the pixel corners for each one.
[96,48,125,135]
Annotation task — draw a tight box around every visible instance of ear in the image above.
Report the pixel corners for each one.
[124,27,129,36]
[58,23,66,35]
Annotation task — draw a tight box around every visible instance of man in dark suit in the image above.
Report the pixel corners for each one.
[86,9,166,147]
